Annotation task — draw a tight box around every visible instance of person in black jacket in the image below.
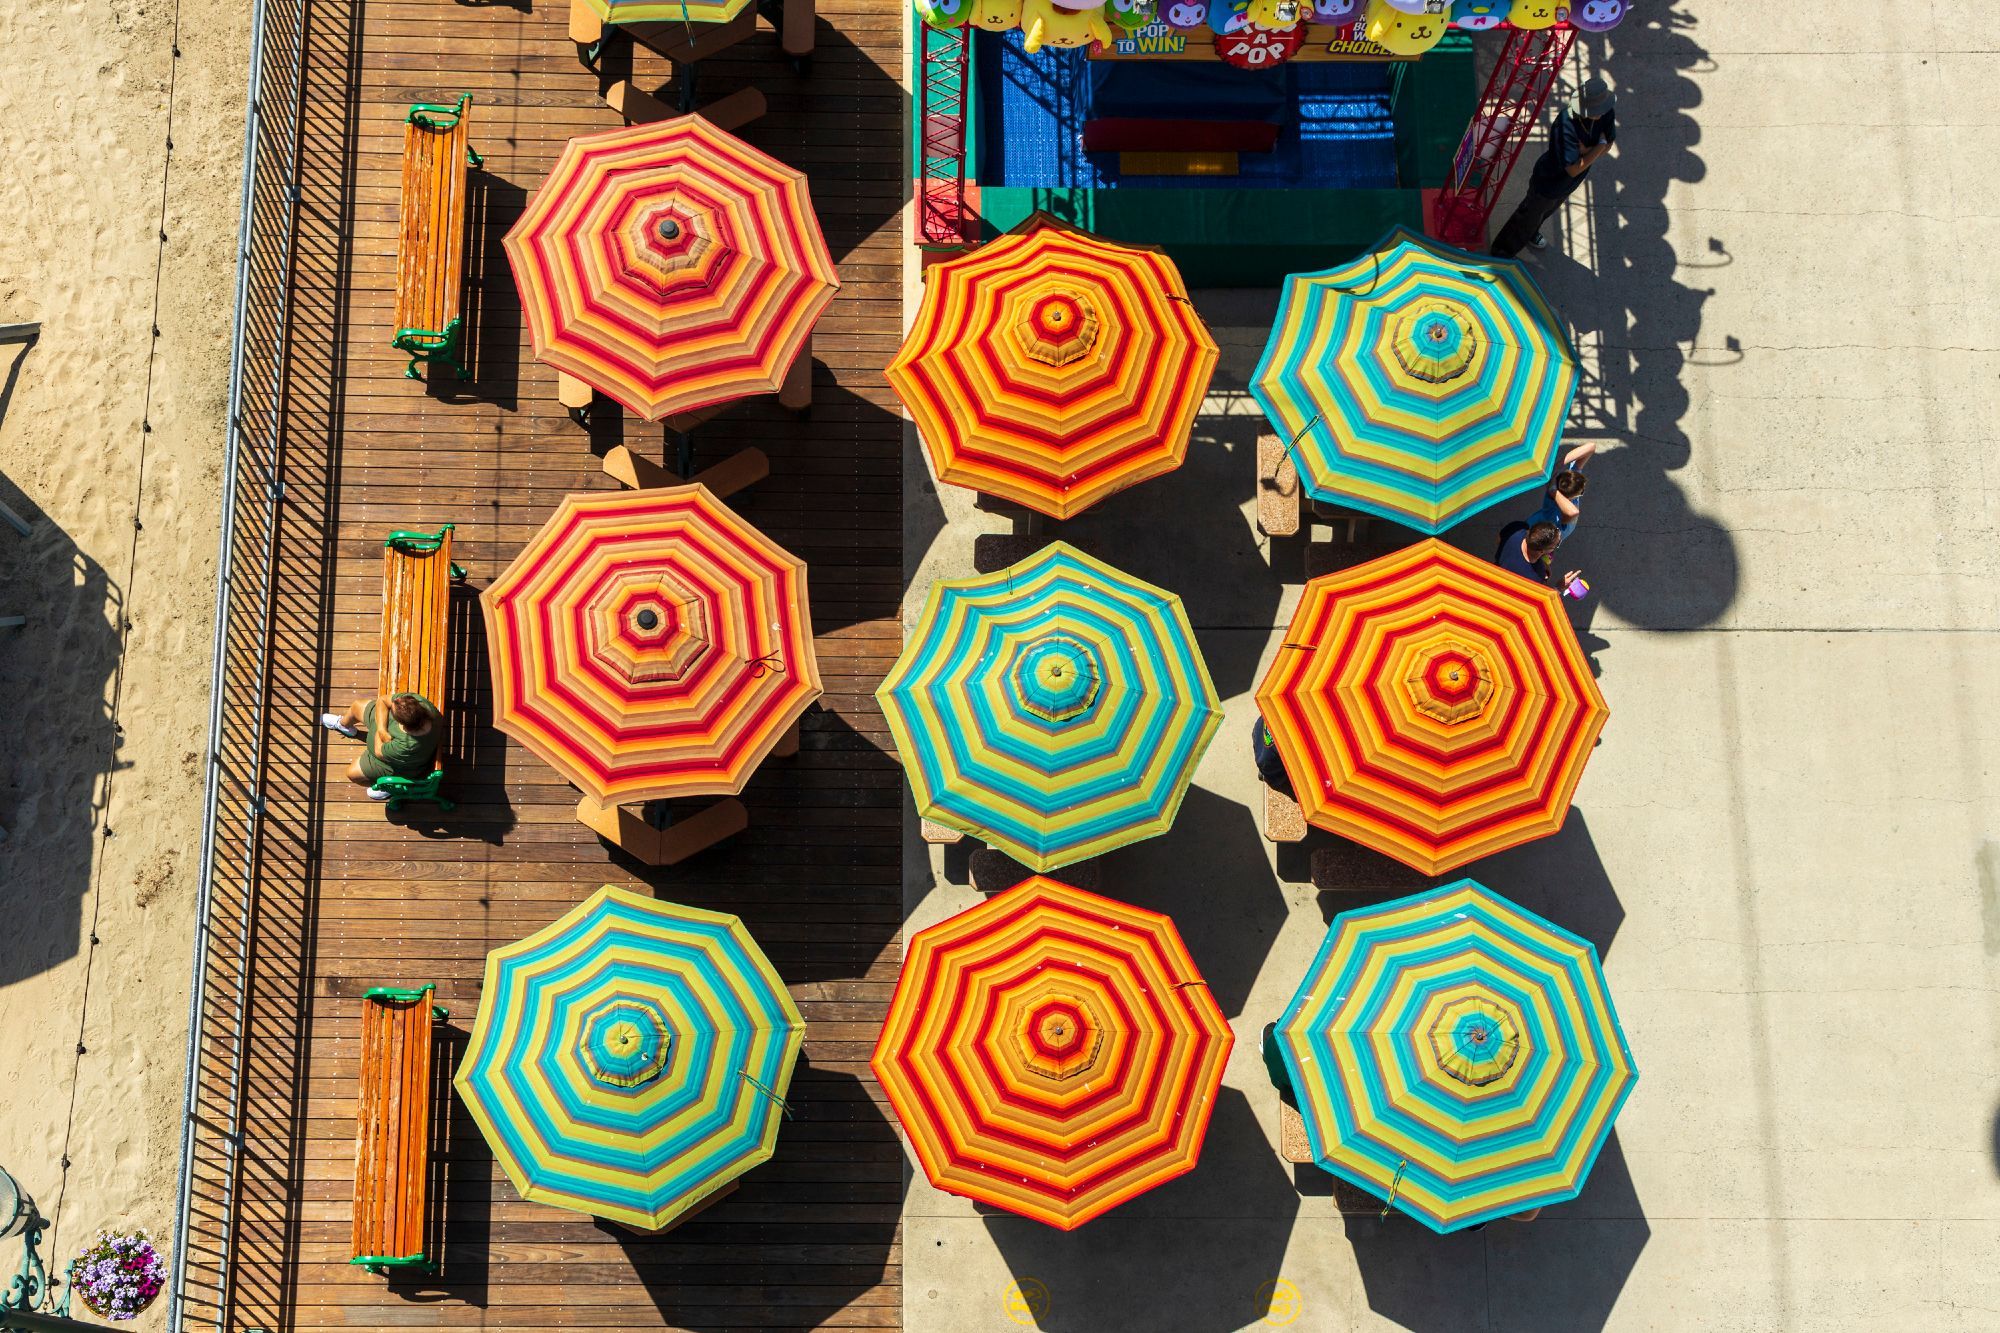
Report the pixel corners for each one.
[1491,76,1618,259]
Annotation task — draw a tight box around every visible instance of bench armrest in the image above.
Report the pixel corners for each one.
[406,92,471,132]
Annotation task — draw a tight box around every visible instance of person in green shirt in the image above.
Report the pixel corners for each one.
[320,693,443,800]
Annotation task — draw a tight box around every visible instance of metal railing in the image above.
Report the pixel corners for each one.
[166,0,312,1324]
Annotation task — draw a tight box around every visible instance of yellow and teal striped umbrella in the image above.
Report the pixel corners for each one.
[574,0,755,40]
[1274,879,1636,1232]
[877,543,1221,872]
[454,886,804,1231]
[1251,227,1578,534]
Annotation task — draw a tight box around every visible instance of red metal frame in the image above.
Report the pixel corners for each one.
[918,24,974,248]
[1430,25,1576,249]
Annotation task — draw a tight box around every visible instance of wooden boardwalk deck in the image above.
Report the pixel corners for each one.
[219,2,908,1328]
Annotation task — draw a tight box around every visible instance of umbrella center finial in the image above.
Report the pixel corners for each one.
[594,578,712,685]
[657,217,682,243]
[1016,992,1105,1082]
[1019,287,1101,367]
[1427,995,1522,1087]
[578,996,673,1091]
[1391,300,1478,384]
[1013,634,1102,725]
[1405,640,1495,726]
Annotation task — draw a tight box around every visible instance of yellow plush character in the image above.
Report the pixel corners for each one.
[1506,0,1563,28]
[1021,0,1112,51]
[969,0,1025,30]
[1243,0,1306,28]
[1364,0,1447,55]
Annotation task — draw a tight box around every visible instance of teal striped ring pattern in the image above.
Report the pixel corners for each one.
[1274,879,1637,1233]
[876,542,1222,871]
[454,886,806,1231]
[1250,227,1579,534]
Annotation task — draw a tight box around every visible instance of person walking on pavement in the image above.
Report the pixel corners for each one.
[1491,76,1618,259]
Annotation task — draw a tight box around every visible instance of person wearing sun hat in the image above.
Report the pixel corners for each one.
[1491,75,1619,259]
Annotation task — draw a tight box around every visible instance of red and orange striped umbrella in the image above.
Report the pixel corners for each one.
[886,214,1218,520]
[481,486,822,806]
[871,877,1233,1230]
[1256,539,1607,875]
[504,115,839,421]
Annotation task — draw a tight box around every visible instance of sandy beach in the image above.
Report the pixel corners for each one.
[0,0,248,1317]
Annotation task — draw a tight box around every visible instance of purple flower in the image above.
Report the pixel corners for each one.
[70,1230,166,1322]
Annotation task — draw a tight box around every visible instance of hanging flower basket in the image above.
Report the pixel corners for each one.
[69,1229,167,1321]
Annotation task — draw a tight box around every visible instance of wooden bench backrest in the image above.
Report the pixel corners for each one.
[381,530,452,706]
[395,107,470,337]
[351,994,435,1263]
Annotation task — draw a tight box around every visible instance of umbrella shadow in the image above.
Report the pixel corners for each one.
[626,704,902,988]
[1057,394,1284,704]
[386,581,518,844]
[615,14,903,269]
[1097,783,1291,1022]
[609,1061,900,1333]
[1308,808,1625,961]
[1345,1130,1649,1333]
[638,378,903,639]
[982,1085,1300,1333]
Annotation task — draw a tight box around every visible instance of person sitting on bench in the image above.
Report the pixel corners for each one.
[322,694,443,800]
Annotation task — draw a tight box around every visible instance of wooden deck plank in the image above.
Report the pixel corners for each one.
[219,0,907,1326]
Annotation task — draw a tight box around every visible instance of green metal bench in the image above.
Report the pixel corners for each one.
[351,984,448,1275]
[393,96,481,380]
[373,528,463,812]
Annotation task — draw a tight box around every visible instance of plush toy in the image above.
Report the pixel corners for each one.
[1376,0,1442,12]
[1217,0,1306,32]
[1567,0,1625,31]
[967,0,1024,28]
[1105,0,1157,29]
[1448,0,1505,29]
[1021,0,1113,50]
[1162,0,1208,25]
[916,0,975,27]
[1246,0,1308,28]
[1312,0,1361,18]
[1364,0,1448,53]
[1505,0,1565,29]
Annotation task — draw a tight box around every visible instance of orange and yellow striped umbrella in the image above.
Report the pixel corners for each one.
[886,214,1219,520]
[505,116,839,421]
[1256,539,1607,874]
[871,877,1233,1230]
[481,485,821,806]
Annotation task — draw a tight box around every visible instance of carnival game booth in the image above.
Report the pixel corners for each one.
[913,0,1634,282]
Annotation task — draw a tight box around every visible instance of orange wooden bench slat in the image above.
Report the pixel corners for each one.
[352,991,437,1271]
[380,531,451,705]
[394,110,470,335]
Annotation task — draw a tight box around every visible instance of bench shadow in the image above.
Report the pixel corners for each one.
[1345,1131,1648,1333]
[610,1060,900,1333]
[386,581,517,844]
[385,1021,492,1307]
[429,168,525,410]
[983,1086,1299,1333]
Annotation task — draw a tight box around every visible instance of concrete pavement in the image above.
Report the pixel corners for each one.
[894,6,2000,1329]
